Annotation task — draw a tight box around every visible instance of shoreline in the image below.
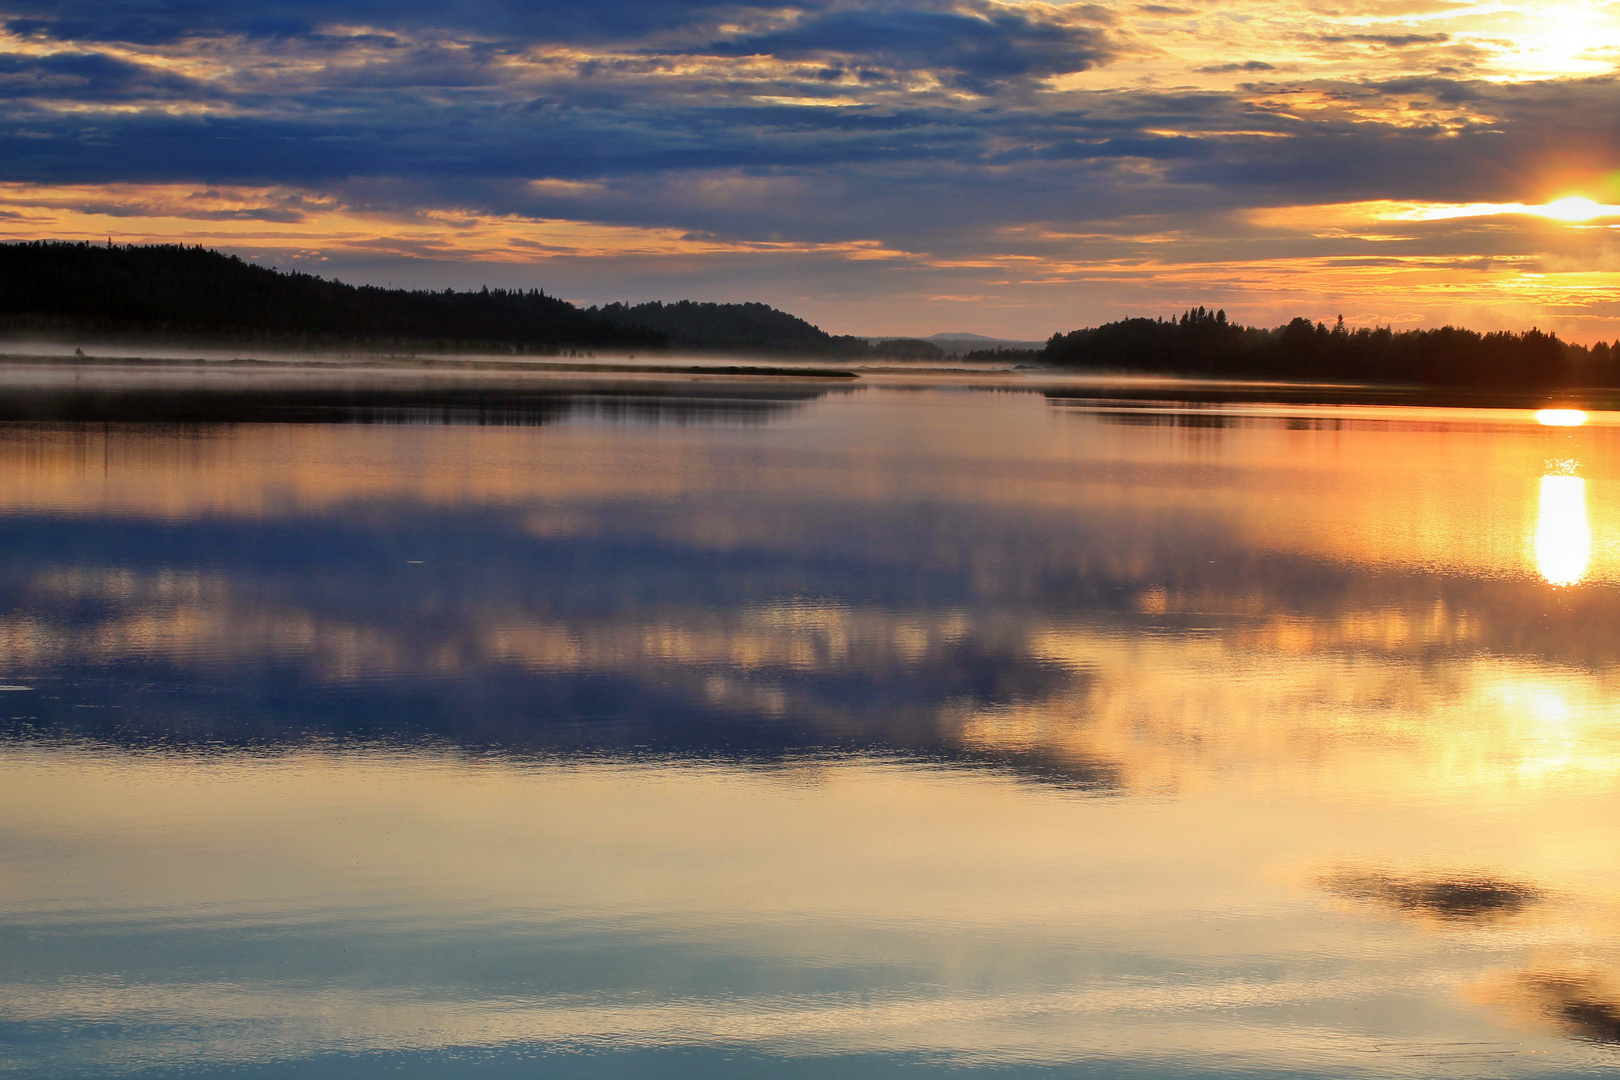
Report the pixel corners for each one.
[0,351,1613,416]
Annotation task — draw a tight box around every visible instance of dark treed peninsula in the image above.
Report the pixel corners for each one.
[1043,306,1620,391]
[3,242,1619,392]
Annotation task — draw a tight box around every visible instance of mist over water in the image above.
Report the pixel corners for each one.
[5,369,1620,1078]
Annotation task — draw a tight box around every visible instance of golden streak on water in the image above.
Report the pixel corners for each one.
[1536,408,1588,427]
[1537,474,1591,586]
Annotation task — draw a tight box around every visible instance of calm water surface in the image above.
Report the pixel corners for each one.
[4,372,1620,1077]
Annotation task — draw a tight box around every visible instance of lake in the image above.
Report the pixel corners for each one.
[3,363,1620,1078]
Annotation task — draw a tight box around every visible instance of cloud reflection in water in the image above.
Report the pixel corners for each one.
[3,377,1620,1077]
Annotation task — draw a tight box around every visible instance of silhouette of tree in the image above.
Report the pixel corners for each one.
[1044,308,1609,390]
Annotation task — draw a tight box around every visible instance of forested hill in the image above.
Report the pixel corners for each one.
[589,300,874,356]
[0,242,664,352]
[0,242,945,359]
[1044,307,1620,390]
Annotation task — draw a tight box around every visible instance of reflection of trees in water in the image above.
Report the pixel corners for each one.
[0,381,833,427]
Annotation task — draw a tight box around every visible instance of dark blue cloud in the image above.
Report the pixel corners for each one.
[0,100,995,185]
[4,67,1613,221]
[4,13,198,45]
[1,0,1617,272]
[0,49,203,100]
[3,0,1113,76]
[3,0,761,44]
[705,4,1110,92]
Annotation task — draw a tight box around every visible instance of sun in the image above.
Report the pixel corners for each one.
[1537,196,1606,222]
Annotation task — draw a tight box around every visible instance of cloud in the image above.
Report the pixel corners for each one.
[1196,60,1275,73]
[0,49,203,101]
[701,1,1116,93]
[1317,32,1451,47]
[2,0,833,46]
[1,0,1619,336]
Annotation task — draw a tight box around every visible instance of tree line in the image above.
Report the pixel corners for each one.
[1044,307,1619,390]
[0,242,945,359]
[0,241,664,352]
[15,244,1597,384]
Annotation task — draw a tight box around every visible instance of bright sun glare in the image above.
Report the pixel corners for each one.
[1537,473,1591,586]
[1393,198,1620,224]
[1538,196,1606,222]
[1536,409,1588,426]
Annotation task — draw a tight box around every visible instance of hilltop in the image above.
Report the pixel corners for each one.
[589,300,856,356]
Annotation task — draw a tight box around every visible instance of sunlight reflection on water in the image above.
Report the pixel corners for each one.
[1535,408,1588,427]
[3,376,1620,1078]
[1537,474,1591,586]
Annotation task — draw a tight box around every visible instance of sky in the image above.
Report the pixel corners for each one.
[2,0,1620,338]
